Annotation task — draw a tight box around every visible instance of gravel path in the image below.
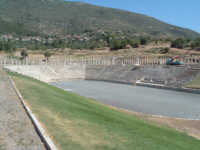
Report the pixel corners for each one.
[0,68,45,150]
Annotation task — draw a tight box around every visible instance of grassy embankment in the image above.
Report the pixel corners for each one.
[0,140,4,150]
[9,72,200,150]
[185,76,200,89]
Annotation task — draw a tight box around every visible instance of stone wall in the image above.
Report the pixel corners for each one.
[5,64,86,82]
[5,64,200,88]
[85,65,200,87]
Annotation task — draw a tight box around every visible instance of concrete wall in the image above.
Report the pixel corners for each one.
[5,64,200,88]
[5,64,86,82]
[85,65,200,87]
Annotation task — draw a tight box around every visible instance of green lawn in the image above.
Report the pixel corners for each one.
[185,76,200,89]
[9,72,200,150]
[0,143,4,150]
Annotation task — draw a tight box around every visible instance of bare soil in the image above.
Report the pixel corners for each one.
[26,43,200,58]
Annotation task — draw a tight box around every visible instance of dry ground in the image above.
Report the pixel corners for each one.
[24,43,200,59]
[2,42,199,60]
[0,68,45,150]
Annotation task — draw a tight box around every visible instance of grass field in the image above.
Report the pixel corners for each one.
[9,72,200,150]
[185,76,200,89]
[0,141,4,150]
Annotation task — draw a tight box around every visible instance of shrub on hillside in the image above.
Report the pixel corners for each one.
[160,47,170,54]
[109,39,126,51]
[44,51,52,61]
[129,40,139,48]
[171,38,186,49]
[191,38,200,50]
[140,37,148,45]
[0,40,16,52]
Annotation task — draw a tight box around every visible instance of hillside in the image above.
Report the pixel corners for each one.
[0,0,199,39]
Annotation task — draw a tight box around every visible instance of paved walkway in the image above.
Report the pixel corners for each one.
[0,68,45,150]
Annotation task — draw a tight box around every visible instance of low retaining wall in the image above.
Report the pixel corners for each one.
[136,82,200,94]
[85,64,200,88]
[5,64,86,82]
[5,64,200,92]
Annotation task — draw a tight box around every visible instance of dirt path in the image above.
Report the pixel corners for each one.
[0,68,45,150]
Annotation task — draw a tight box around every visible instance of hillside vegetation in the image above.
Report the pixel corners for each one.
[0,0,199,38]
[9,71,200,150]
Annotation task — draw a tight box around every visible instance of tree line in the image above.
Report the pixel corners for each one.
[171,38,200,50]
[0,40,16,52]
[0,36,200,52]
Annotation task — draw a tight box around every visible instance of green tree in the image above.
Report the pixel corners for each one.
[0,41,4,51]
[129,40,139,48]
[44,51,52,61]
[191,38,200,49]
[109,39,126,51]
[140,37,148,45]
[171,38,186,49]
[51,39,65,48]
[0,40,16,52]
[20,50,28,59]
[160,47,170,54]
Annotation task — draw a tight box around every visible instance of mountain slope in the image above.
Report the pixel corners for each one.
[0,0,199,38]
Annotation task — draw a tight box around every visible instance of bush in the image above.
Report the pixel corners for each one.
[44,51,52,61]
[0,40,16,52]
[140,37,148,45]
[109,39,126,51]
[160,47,170,54]
[20,50,28,59]
[191,38,200,49]
[129,40,139,48]
[131,42,139,48]
[171,38,186,49]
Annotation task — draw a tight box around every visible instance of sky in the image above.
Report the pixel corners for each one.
[66,0,200,33]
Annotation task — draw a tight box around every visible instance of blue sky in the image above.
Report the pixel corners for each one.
[66,0,200,33]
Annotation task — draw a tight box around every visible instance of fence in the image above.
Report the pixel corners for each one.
[0,55,200,66]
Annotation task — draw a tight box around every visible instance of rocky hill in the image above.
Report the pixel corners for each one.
[0,0,199,39]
